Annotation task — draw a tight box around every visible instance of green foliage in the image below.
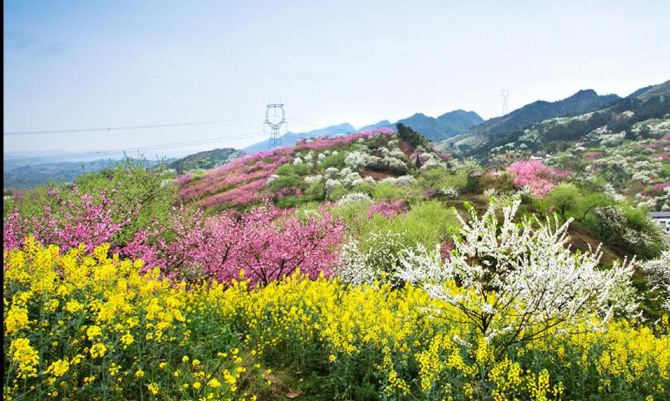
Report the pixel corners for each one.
[542,183,581,218]
[318,151,347,169]
[396,123,431,149]
[9,157,178,247]
[372,183,413,202]
[357,201,459,251]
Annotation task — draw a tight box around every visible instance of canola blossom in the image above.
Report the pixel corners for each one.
[4,239,669,401]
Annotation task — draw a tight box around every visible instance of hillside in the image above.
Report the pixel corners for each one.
[468,89,620,136]
[169,147,244,173]
[6,122,669,401]
[439,81,670,212]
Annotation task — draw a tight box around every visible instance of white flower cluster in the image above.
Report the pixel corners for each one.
[293,157,303,166]
[419,152,447,171]
[395,201,637,343]
[440,187,459,199]
[640,251,670,312]
[602,183,626,202]
[321,166,377,190]
[325,178,343,195]
[324,167,339,178]
[344,150,408,173]
[339,232,408,285]
[336,192,373,206]
[381,175,417,186]
[351,177,377,187]
[592,206,657,248]
[304,175,323,185]
[267,174,280,185]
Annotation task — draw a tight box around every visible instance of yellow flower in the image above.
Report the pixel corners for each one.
[193,381,202,390]
[90,343,107,359]
[121,333,134,348]
[147,383,159,395]
[47,359,70,377]
[65,300,84,313]
[135,369,145,378]
[86,325,102,340]
[207,378,221,388]
[10,338,39,379]
[182,355,189,363]
[159,362,167,369]
[192,359,201,367]
[5,306,29,335]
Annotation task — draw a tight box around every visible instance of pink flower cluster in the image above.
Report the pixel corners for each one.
[3,189,127,253]
[178,148,293,207]
[367,200,409,218]
[295,128,395,151]
[122,205,344,286]
[652,180,670,192]
[507,160,572,198]
[173,173,193,186]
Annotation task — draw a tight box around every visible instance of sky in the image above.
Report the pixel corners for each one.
[4,0,670,159]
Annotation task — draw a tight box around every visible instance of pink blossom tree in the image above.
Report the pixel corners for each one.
[3,188,127,253]
[122,205,344,286]
[506,160,571,198]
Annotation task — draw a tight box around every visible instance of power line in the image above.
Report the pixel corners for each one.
[4,116,261,136]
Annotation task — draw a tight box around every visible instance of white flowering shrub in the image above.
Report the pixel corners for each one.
[293,157,303,166]
[325,179,343,195]
[324,167,339,178]
[304,175,323,185]
[344,151,369,170]
[420,157,446,171]
[336,192,373,206]
[602,183,626,202]
[382,176,417,186]
[380,156,408,173]
[640,251,670,312]
[339,232,408,285]
[267,174,280,185]
[592,206,665,258]
[396,201,637,348]
[341,172,362,187]
[351,177,377,187]
[441,187,459,199]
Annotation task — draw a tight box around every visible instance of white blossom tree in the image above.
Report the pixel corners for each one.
[640,250,670,313]
[396,200,637,354]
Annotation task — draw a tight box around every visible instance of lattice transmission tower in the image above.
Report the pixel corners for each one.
[264,103,287,148]
[501,89,510,116]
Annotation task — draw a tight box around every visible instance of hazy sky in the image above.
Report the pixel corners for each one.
[4,0,670,158]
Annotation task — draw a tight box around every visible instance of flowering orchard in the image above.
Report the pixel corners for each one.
[122,205,344,286]
[3,129,670,400]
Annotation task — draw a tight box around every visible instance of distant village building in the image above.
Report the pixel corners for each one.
[650,211,670,234]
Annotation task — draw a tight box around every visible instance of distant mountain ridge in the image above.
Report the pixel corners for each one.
[244,109,483,151]
[469,89,621,136]
[439,79,670,159]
